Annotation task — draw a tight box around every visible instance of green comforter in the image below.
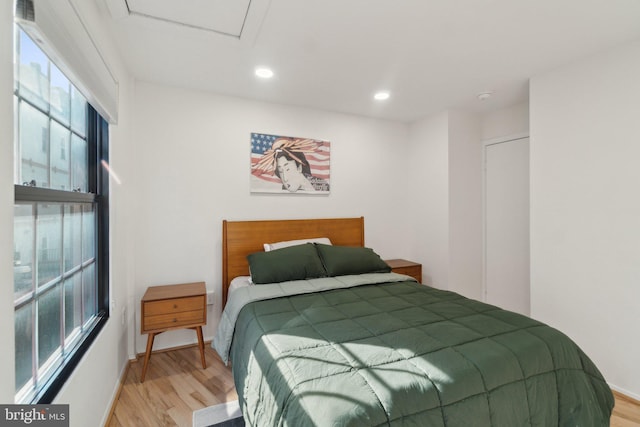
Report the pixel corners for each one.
[215,275,614,426]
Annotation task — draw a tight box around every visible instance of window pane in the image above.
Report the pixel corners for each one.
[64,273,82,340]
[19,101,49,187]
[36,204,62,287]
[63,205,82,273]
[50,121,71,191]
[15,302,33,393]
[50,64,70,126]
[14,26,19,92]
[82,263,96,323]
[82,204,95,262]
[71,134,87,192]
[70,87,86,137]
[18,30,49,111]
[14,96,19,183]
[37,285,62,368]
[14,204,35,300]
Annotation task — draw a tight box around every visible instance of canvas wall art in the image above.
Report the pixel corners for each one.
[250,133,331,194]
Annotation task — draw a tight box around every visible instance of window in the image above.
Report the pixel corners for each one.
[13,26,109,404]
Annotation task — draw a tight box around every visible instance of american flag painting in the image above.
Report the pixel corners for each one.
[250,133,331,194]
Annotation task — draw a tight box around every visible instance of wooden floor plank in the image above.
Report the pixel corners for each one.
[107,344,639,427]
[107,345,237,427]
[612,391,640,427]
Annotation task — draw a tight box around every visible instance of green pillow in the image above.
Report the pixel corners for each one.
[247,243,327,284]
[314,243,391,277]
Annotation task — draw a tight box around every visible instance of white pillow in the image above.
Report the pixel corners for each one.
[230,276,253,292]
[263,237,332,252]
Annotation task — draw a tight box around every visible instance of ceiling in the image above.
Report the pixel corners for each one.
[99,0,640,122]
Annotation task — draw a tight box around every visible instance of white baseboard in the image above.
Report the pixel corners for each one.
[100,360,131,426]
[610,383,640,402]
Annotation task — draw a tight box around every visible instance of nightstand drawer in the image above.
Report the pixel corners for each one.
[143,296,204,316]
[393,265,421,282]
[385,259,422,283]
[143,309,205,331]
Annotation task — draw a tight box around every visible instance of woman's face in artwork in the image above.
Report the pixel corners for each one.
[276,156,307,192]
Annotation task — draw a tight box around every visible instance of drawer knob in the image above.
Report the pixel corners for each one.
[173,304,178,308]
[172,318,177,323]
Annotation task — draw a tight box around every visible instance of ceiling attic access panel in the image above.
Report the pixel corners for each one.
[125,0,252,37]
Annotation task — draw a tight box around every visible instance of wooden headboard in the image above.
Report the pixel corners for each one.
[222,217,364,307]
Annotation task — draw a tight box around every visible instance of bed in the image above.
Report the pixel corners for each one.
[213,217,614,426]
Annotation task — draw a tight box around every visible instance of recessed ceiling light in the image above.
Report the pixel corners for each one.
[477,91,493,101]
[255,67,274,79]
[374,91,390,101]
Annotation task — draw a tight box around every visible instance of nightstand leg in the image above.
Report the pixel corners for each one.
[196,326,206,369]
[141,332,156,382]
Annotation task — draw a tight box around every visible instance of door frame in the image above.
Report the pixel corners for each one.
[482,132,529,304]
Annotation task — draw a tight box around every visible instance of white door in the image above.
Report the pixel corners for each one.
[484,137,530,315]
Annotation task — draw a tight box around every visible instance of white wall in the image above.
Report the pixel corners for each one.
[407,112,450,288]
[448,111,483,299]
[0,0,17,405]
[131,82,411,352]
[481,102,529,141]
[530,39,640,399]
[406,111,484,300]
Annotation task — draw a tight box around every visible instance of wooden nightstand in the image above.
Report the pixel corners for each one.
[385,259,422,283]
[140,282,207,382]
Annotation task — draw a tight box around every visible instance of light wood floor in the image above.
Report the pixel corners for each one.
[613,392,640,427]
[106,344,640,427]
[106,345,237,427]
